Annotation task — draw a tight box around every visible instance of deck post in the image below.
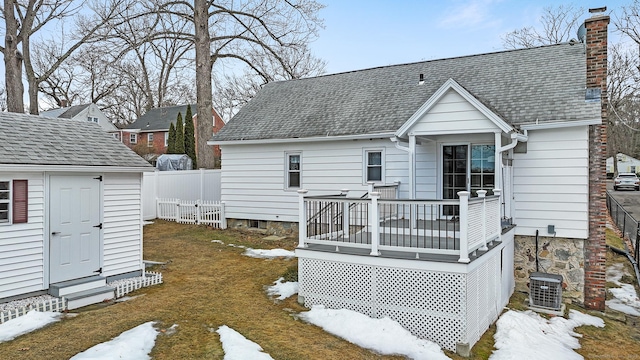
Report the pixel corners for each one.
[341,189,350,238]
[367,181,375,196]
[220,201,227,229]
[458,191,471,263]
[493,189,501,244]
[477,190,489,251]
[297,189,308,248]
[370,192,380,256]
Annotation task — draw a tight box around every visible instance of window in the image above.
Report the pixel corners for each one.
[164,132,169,147]
[0,181,8,223]
[364,149,384,183]
[286,153,301,189]
[87,117,99,123]
[130,133,137,144]
[0,180,28,224]
[470,144,496,196]
[112,133,120,140]
[147,133,154,147]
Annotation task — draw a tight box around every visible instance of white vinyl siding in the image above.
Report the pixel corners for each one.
[0,173,45,299]
[513,126,589,239]
[221,139,409,223]
[410,89,498,134]
[102,173,143,276]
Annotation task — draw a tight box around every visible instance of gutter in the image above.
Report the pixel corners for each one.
[498,130,528,153]
[208,132,396,146]
[0,164,154,173]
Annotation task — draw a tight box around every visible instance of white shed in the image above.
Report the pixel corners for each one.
[0,112,152,309]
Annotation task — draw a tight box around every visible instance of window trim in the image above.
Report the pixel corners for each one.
[363,148,385,185]
[0,179,28,225]
[130,133,137,144]
[164,132,169,147]
[285,152,302,190]
[147,133,154,147]
[0,180,9,224]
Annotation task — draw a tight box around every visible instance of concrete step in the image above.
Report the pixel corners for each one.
[65,286,115,310]
[49,275,106,297]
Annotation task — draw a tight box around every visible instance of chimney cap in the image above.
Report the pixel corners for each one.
[588,7,606,14]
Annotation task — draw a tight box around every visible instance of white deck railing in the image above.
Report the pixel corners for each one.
[298,189,501,263]
[157,198,227,228]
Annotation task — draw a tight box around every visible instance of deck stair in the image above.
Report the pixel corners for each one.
[49,275,114,310]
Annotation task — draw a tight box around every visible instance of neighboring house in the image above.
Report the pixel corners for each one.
[0,112,153,310]
[122,104,225,164]
[41,103,120,140]
[210,11,609,353]
[607,153,640,177]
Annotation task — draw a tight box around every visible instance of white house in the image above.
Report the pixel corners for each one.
[41,103,120,140]
[0,112,153,309]
[607,153,640,176]
[209,11,610,353]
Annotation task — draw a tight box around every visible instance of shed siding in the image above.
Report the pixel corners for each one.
[513,126,589,239]
[221,139,409,222]
[410,90,497,134]
[102,173,143,276]
[0,173,45,299]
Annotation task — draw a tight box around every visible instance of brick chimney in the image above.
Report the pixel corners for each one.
[584,7,609,311]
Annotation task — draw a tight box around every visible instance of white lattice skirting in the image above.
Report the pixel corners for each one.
[0,272,164,324]
[297,233,514,352]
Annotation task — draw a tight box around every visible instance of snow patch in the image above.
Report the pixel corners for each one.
[266,278,298,300]
[299,305,450,360]
[216,325,273,360]
[489,309,604,360]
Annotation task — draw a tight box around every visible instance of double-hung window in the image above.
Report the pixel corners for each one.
[364,149,384,183]
[148,133,154,147]
[130,133,137,144]
[0,180,28,224]
[286,153,301,189]
[164,132,169,147]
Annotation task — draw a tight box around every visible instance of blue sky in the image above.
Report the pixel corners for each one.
[310,0,629,74]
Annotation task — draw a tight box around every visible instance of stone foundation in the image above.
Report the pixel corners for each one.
[227,218,299,236]
[514,235,585,304]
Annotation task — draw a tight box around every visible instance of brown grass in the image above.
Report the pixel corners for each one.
[1,221,639,359]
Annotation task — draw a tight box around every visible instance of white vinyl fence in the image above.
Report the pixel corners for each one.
[157,198,226,228]
[142,169,221,220]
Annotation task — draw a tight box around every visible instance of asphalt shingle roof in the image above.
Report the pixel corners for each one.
[125,104,197,132]
[0,112,152,168]
[212,43,601,142]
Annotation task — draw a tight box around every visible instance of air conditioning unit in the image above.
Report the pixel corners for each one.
[529,272,563,311]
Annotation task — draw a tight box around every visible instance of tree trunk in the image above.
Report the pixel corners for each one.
[193,0,215,169]
[3,0,24,113]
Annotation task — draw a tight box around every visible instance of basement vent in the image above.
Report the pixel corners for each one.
[529,272,563,311]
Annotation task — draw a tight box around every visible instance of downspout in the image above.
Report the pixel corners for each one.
[497,130,528,222]
[498,130,528,153]
[391,136,413,199]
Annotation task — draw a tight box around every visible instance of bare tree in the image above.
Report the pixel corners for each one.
[153,0,325,168]
[502,4,584,49]
[0,0,140,114]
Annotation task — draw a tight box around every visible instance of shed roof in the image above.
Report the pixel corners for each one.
[0,112,152,168]
[212,43,601,142]
[125,104,197,132]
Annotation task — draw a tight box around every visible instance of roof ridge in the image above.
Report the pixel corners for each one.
[269,42,575,84]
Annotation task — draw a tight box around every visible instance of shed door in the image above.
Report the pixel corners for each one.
[49,176,101,283]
